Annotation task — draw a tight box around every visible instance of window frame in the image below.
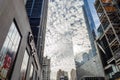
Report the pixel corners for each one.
[20,49,30,80]
[0,19,22,79]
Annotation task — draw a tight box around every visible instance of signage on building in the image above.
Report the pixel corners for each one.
[28,32,36,55]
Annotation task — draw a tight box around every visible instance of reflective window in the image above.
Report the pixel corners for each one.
[0,22,21,79]
[29,64,34,80]
[20,50,29,80]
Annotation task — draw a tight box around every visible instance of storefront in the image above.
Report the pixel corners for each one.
[0,21,21,79]
[0,0,42,80]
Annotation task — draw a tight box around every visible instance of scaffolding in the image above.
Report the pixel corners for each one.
[95,0,120,64]
[95,0,120,79]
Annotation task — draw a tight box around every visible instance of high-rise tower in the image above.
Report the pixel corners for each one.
[95,0,120,79]
[26,0,49,66]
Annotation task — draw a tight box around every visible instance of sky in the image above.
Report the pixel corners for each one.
[44,0,96,80]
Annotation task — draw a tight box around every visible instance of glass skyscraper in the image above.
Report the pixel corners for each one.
[26,0,43,26]
[74,0,105,78]
[83,0,100,38]
[83,0,98,58]
[26,0,44,45]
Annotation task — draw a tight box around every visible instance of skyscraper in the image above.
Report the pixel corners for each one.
[83,0,100,38]
[95,0,120,79]
[26,0,49,66]
[83,0,98,59]
[75,0,105,79]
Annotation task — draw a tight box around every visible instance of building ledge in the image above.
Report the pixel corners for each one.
[104,64,112,70]
[107,57,115,64]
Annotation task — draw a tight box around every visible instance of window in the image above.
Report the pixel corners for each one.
[0,22,21,79]
[29,64,34,80]
[20,50,29,80]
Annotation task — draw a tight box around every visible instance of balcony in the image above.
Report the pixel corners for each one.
[112,24,120,40]
[110,40,120,53]
[107,57,114,64]
[105,28,116,43]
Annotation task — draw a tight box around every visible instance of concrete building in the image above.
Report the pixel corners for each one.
[95,0,120,79]
[42,57,51,80]
[0,0,41,80]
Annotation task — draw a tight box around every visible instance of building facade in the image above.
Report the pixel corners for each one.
[0,0,41,80]
[83,0,101,58]
[84,0,98,37]
[25,0,49,76]
[42,57,51,80]
[95,0,120,79]
[25,0,44,45]
[75,0,105,79]
[26,0,49,79]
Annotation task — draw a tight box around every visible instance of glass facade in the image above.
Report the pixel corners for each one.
[83,0,97,58]
[26,0,44,45]
[0,22,21,79]
[84,0,101,38]
[26,0,43,26]
[84,0,96,31]
[26,0,43,18]
[20,50,29,80]
[84,0,100,30]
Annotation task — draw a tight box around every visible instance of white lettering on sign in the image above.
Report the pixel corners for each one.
[28,32,37,55]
